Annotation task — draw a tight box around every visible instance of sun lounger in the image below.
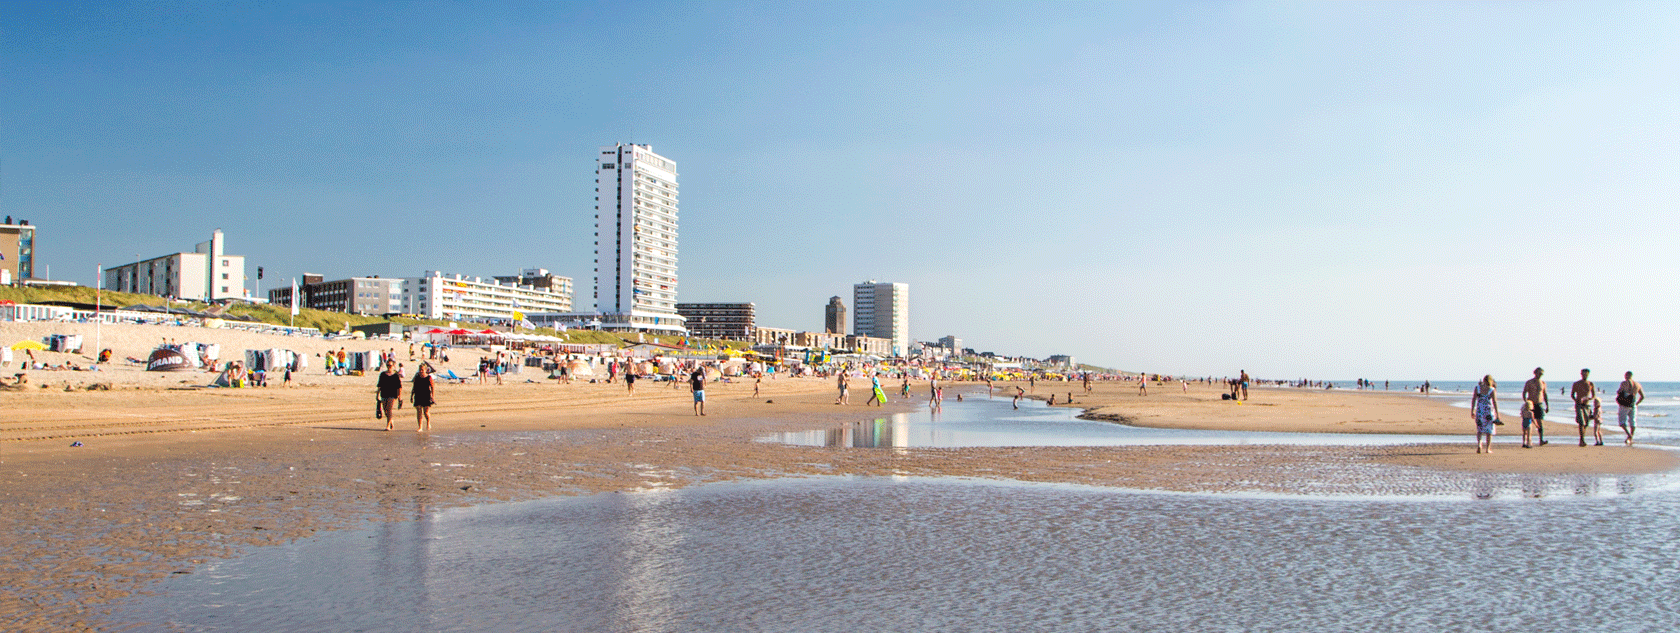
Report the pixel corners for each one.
[442,370,470,384]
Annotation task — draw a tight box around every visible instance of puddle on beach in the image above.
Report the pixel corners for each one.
[116,476,1680,632]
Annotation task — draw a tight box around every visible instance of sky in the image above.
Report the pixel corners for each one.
[3,1,1677,380]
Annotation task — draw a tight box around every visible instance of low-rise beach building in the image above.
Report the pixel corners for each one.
[676,302,756,340]
[0,218,39,285]
[269,274,404,315]
[399,271,573,324]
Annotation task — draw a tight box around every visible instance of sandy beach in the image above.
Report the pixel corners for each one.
[3,324,1675,631]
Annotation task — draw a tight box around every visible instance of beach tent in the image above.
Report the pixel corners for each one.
[10,340,46,351]
[145,347,196,372]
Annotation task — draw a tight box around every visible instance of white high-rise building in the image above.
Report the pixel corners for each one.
[852,280,909,357]
[593,143,686,333]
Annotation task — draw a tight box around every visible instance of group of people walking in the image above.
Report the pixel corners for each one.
[1470,367,1645,453]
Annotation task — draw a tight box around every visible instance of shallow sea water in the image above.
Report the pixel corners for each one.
[759,396,1470,449]
[116,397,1680,632]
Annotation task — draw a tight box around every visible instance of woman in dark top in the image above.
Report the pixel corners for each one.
[377,360,403,431]
[412,363,435,433]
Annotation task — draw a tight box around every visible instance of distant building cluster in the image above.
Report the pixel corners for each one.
[18,143,1093,365]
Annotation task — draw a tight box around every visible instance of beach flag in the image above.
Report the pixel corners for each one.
[290,278,299,316]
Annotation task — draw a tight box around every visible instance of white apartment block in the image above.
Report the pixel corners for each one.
[105,229,246,301]
[400,271,573,323]
[594,143,686,334]
[852,280,909,357]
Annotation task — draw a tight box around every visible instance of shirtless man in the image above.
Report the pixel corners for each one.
[1521,367,1550,448]
[1239,370,1251,401]
[1570,368,1595,447]
[1615,371,1645,446]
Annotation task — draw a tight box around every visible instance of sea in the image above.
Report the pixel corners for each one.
[114,390,1680,632]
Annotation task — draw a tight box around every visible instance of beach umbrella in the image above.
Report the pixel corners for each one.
[427,328,445,334]
[448,329,472,335]
[11,340,46,351]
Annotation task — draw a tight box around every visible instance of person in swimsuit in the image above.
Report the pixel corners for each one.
[868,374,886,407]
[836,372,849,405]
[1520,367,1549,448]
[1571,369,1595,447]
[1471,375,1501,454]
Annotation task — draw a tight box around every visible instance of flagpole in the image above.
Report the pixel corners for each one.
[95,264,103,362]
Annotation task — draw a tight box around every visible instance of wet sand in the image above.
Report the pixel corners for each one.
[3,375,1675,631]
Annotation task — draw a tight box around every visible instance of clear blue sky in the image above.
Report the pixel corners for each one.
[4,1,1677,380]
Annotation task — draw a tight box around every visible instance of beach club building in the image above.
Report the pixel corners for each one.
[398,271,573,324]
[104,229,247,301]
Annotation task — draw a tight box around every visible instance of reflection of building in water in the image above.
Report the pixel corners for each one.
[816,414,912,448]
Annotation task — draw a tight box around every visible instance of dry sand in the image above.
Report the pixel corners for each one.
[2,324,1675,631]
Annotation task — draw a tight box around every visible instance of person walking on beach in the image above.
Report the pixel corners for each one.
[690,368,707,416]
[1521,368,1550,448]
[836,372,850,405]
[1572,369,1596,447]
[412,363,435,433]
[868,374,887,407]
[377,360,403,431]
[1471,375,1502,453]
[1615,371,1645,446]
[625,369,638,396]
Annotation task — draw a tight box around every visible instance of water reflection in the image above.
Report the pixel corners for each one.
[807,413,914,449]
[116,477,1680,633]
[761,397,1467,449]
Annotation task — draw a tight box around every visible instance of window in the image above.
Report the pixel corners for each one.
[222,273,229,280]
[222,260,229,266]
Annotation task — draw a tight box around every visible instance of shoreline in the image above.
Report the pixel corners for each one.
[4,367,1678,630]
